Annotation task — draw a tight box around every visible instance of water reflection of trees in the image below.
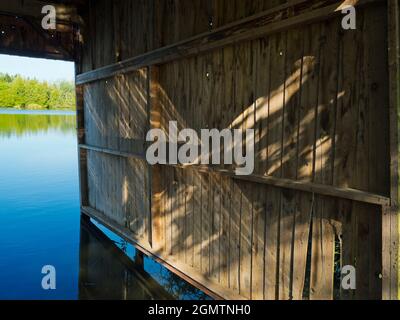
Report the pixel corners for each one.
[0,113,76,137]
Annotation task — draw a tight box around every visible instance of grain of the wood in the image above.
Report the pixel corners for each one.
[177,168,186,262]
[297,23,320,182]
[309,18,339,301]
[190,56,202,271]
[230,180,241,293]
[251,184,267,300]
[265,31,285,300]
[387,0,400,300]
[220,175,231,288]
[217,46,236,288]
[254,38,271,176]
[166,167,173,256]
[250,38,266,300]
[234,41,254,299]
[368,202,382,299]
[185,169,194,267]
[238,180,253,299]
[76,0,381,85]
[310,196,335,300]
[76,83,89,208]
[353,202,378,300]
[279,27,304,300]
[149,66,164,250]
[200,172,210,276]
[314,18,340,186]
[339,199,355,300]
[349,8,384,300]
[279,188,295,300]
[334,18,360,191]
[291,191,312,300]
[170,168,178,257]
[264,186,281,299]
[193,170,202,270]
[211,173,221,282]
[282,28,303,181]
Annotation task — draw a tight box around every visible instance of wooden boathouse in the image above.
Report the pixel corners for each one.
[0,0,399,300]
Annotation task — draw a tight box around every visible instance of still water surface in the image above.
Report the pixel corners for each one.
[0,109,208,300]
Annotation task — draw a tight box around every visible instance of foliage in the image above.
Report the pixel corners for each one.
[0,113,76,137]
[0,73,76,110]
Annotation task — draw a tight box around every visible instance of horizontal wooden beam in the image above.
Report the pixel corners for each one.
[81,206,245,300]
[76,0,383,85]
[79,144,146,160]
[80,144,390,207]
[0,47,72,61]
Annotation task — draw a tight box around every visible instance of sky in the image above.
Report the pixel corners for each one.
[0,54,75,82]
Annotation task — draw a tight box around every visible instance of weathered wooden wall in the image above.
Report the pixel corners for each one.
[77,0,398,300]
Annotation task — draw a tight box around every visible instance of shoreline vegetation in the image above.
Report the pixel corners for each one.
[0,73,76,111]
[0,112,76,137]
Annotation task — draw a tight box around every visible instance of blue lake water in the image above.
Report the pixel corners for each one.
[0,109,208,300]
[0,111,80,299]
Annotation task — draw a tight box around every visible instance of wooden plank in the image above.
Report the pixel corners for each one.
[185,169,195,267]
[254,37,271,176]
[297,23,320,182]
[234,41,254,299]
[353,202,375,300]
[309,17,340,301]
[76,84,88,207]
[251,184,267,299]
[279,26,304,300]
[191,55,202,272]
[230,180,241,293]
[333,11,361,191]
[278,188,295,300]
[310,196,335,300]
[149,66,164,251]
[165,166,173,256]
[200,172,211,276]
[264,186,281,299]
[239,180,253,299]
[291,191,313,300]
[76,0,382,85]
[220,175,231,288]
[282,28,303,181]
[210,173,221,282]
[387,0,400,301]
[339,199,356,300]
[193,170,202,270]
[314,18,340,186]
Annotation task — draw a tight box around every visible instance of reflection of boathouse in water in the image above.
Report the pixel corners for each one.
[79,218,172,300]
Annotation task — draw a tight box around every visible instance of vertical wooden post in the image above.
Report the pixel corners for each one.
[76,84,88,208]
[134,251,145,269]
[386,0,400,300]
[74,24,89,209]
[149,66,164,251]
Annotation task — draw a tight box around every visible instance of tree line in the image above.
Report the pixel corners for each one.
[0,73,76,110]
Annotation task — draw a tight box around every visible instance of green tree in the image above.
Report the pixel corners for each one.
[0,73,75,110]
